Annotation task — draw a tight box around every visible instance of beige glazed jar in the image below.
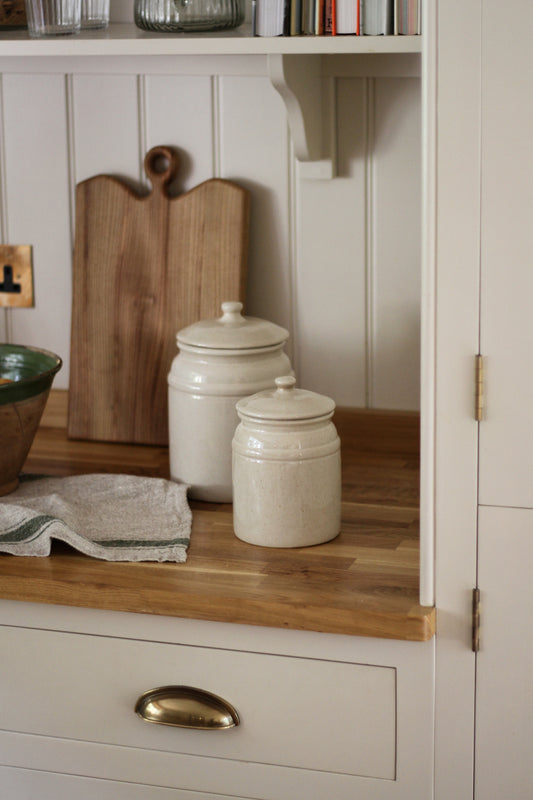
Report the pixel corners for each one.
[232,376,341,548]
[168,302,292,502]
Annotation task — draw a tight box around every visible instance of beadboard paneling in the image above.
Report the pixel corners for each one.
[71,73,141,184]
[0,61,421,409]
[370,77,421,410]
[1,73,73,383]
[144,75,214,191]
[217,75,293,352]
[110,0,134,23]
[296,77,367,406]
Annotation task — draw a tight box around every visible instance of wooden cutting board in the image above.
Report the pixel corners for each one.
[68,146,249,446]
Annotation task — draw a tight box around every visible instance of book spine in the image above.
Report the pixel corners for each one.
[290,0,303,34]
[395,0,419,35]
[336,0,357,33]
[302,0,315,34]
[256,0,285,36]
[283,0,291,35]
[316,0,325,34]
[363,0,393,35]
[325,0,333,33]
[325,0,337,34]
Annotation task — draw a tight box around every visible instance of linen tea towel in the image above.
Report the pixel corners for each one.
[0,474,191,562]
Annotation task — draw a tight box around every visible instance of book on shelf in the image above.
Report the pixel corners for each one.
[301,0,314,35]
[254,0,422,37]
[255,0,290,37]
[302,0,335,35]
[315,0,325,34]
[324,0,335,34]
[362,0,393,35]
[282,0,324,36]
[336,0,360,34]
[290,0,303,34]
[394,0,420,35]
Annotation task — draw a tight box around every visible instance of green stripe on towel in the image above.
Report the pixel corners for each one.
[99,537,190,548]
[0,515,56,544]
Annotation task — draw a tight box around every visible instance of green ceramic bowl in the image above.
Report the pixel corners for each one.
[0,344,62,496]
[0,344,62,404]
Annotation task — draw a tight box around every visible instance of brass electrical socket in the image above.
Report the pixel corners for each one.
[0,245,34,308]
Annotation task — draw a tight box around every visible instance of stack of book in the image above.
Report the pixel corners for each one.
[253,0,420,37]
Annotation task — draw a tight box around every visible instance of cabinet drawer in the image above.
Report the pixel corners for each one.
[0,625,396,781]
[0,766,250,800]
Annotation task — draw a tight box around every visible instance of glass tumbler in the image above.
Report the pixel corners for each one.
[81,0,109,28]
[134,0,245,32]
[25,0,81,36]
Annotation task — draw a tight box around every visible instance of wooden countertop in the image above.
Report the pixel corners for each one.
[0,391,434,641]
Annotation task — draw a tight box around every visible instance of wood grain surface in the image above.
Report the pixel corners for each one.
[1,391,434,641]
[68,146,249,446]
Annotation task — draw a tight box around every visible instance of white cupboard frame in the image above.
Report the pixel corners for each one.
[0,1,496,798]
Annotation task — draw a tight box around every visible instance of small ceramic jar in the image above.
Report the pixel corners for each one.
[232,376,341,548]
[168,302,292,502]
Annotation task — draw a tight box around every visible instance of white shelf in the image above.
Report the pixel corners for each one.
[0,22,421,57]
[0,22,421,178]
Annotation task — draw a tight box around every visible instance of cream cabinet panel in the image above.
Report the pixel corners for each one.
[0,614,435,800]
[478,0,533,508]
[432,0,481,794]
[475,506,533,799]
[0,625,396,781]
[0,767,243,800]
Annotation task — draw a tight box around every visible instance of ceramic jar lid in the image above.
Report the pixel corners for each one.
[236,375,336,421]
[177,301,289,351]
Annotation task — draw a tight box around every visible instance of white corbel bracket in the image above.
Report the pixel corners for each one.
[268,54,336,180]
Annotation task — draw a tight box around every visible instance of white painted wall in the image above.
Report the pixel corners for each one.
[0,52,421,409]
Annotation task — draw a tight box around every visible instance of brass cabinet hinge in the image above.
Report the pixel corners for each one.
[472,588,481,653]
[475,355,484,421]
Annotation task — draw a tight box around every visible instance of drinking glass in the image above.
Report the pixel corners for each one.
[25,0,81,36]
[81,0,109,29]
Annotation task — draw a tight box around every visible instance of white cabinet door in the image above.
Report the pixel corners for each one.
[478,0,533,507]
[475,3,533,795]
[475,506,533,799]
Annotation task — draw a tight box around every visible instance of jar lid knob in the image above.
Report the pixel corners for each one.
[220,301,245,324]
[275,375,296,393]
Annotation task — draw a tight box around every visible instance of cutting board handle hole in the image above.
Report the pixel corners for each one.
[152,154,169,174]
[144,146,179,190]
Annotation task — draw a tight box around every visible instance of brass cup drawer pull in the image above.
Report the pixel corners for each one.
[135,685,240,730]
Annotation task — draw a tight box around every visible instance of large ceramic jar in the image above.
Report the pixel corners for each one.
[168,302,292,502]
[232,375,341,548]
